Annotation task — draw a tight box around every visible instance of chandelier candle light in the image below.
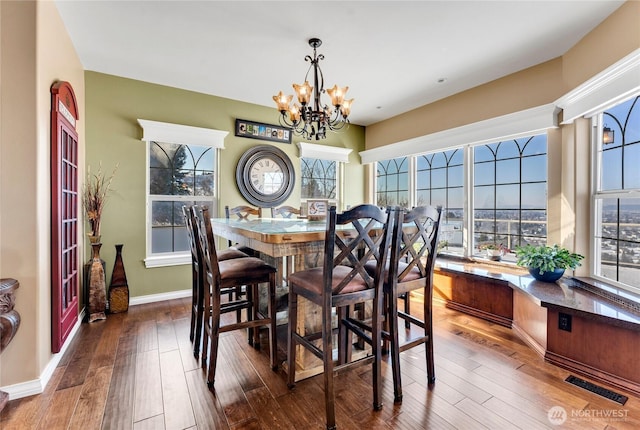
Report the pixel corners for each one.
[273,38,353,140]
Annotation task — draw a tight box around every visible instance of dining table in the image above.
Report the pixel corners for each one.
[210,216,370,380]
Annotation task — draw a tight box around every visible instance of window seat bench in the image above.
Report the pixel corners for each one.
[432,258,640,396]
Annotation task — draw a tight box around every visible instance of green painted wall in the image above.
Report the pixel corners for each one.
[85,71,365,298]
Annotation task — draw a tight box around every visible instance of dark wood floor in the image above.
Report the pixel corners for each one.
[2,296,639,429]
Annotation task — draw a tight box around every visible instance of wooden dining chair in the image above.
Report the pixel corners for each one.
[224,205,262,256]
[286,204,396,430]
[193,205,278,388]
[270,205,301,218]
[384,205,442,403]
[182,205,249,359]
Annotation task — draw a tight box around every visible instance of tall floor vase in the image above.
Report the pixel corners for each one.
[109,244,129,313]
[88,243,107,322]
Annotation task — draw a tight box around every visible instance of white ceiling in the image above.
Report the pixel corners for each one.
[54,0,625,126]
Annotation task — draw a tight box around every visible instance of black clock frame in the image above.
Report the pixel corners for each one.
[235,145,295,207]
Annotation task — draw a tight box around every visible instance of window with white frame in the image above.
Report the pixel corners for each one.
[376,157,409,208]
[416,149,464,253]
[593,94,640,292]
[297,142,351,210]
[301,158,336,199]
[373,133,548,260]
[139,120,228,267]
[473,135,547,257]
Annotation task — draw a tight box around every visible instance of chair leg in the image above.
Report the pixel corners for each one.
[207,289,222,389]
[322,300,336,430]
[387,289,403,403]
[337,305,351,365]
[201,289,211,372]
[286,289,298,389]
[193,288,204,359]
[424,294,436,384]
[268,273,278,371]
[404,292,411,329]
[249,283,260,349]
[190,279,197,342]
[382,293,390,353]
[371,292,384,411]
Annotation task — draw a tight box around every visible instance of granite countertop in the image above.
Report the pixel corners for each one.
[435,259,640,330]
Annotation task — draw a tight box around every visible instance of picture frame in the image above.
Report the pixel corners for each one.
[235,118,292,144]
[306,199,329,220]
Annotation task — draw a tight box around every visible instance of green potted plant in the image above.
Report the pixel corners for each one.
[515,244,584,282]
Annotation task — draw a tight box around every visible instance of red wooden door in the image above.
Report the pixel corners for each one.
[51,81,80,353]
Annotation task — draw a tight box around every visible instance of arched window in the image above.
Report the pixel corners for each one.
[473,135,547,255]
[594,95,640,292]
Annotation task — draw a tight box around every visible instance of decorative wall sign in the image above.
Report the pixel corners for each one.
[235,119,292,144]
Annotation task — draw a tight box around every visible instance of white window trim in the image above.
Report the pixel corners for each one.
[297,141,352,162]
[359,103,558,164]
[557,48,640,124]
[138,119,228,268]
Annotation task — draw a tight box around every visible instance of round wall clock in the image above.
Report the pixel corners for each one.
[235,145,295,207]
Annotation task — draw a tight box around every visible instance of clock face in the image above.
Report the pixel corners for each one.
[249,157,284,195]
[236,145,295,207]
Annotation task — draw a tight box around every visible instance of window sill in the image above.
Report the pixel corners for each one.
[144,253,190,268]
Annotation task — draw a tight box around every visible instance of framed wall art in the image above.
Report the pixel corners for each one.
[235,119,292,144]
[306,199,329,220]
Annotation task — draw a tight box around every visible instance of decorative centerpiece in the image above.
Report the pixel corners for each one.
[82,163,117,322]
[515,244,584,282]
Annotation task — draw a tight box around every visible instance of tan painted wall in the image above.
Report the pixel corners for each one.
[0,0,84,387]
[366,58,564,149]
[84,71,365,299]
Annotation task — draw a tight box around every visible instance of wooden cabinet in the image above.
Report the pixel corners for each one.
[433,271,512,327]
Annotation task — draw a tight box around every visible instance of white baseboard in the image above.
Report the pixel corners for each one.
[1,290,191,401]
[0,308,85,400]
[129,289,191,306]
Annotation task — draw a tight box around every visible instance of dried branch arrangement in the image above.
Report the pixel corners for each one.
[83,163,118,238]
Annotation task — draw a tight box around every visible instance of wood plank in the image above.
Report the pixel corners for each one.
[184,369,230,430]
[68,366,113,429]
[220,334,265,392]
[157,319,178,353]
[136,319,158,353]
[89,314,124,370]
[102,348,136,430]
[57,321,106,389]
[134,349,163,422]
[174,317,200,372]
[159,349,196,430]
[133,414,165,430]
[35,386,82,430]
[244,386,296,429]
[455,397,519,430]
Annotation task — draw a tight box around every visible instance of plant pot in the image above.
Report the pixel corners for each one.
[486,249,503,261]
[528,267,565,282]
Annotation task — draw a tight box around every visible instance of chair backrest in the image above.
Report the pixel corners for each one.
[193,205,221,285]
[183,205,200,267]
[225,205,261,220]
[323,204,396,296]
[389,205,442,285]
[271,205,301,218]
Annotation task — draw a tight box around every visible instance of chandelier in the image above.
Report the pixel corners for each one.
[273,38,353,140]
